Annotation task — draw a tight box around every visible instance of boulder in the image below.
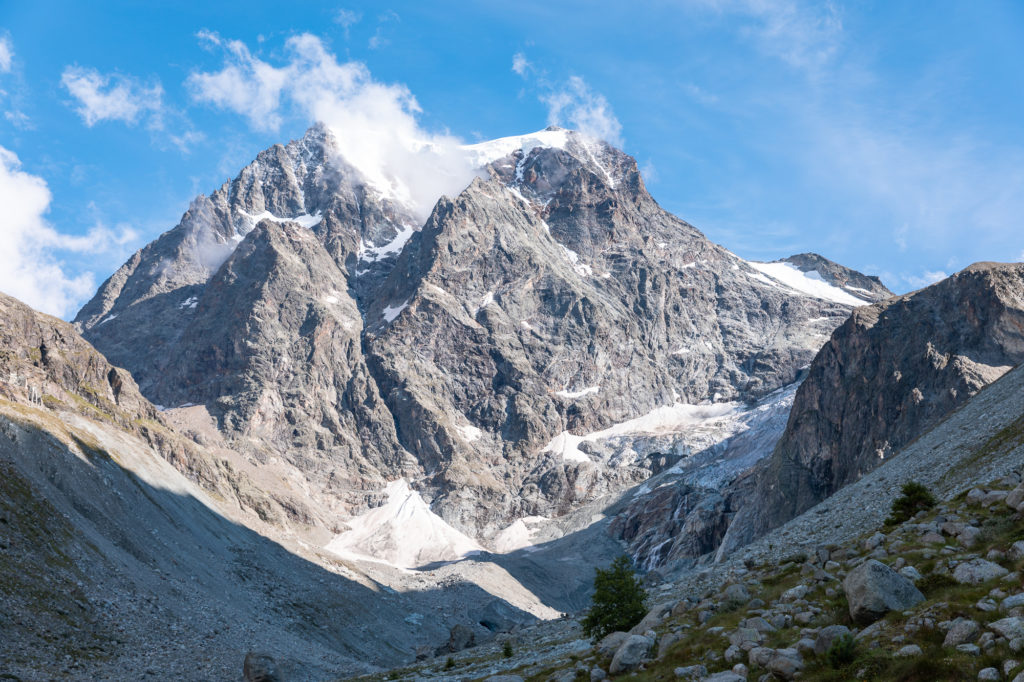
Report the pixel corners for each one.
[814,624,851,656]
[609,635,653,675]
[954,559,1010,585]
[748,646,774,667]
[703,673,746,682]
[781,584,810,602]
[899,565,923,581]
[722,583,751,605]
[1003,594,1024,611]
[990,617,1024,641]
[843,559,925,624]
[978,668,1000,681]
[243,653,282,682]
[943,618,980,647]
[1006,485,1024,509]
[766,648,804,679]
[630,602,672,635]
[897,644,923,657]
[596,631,629,657]
[1009,541,1024,562]
[446,624,476,652]
[672,664,707,679]
[658,631,681,658]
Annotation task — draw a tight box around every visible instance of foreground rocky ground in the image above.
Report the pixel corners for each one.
[353,470,1023,682]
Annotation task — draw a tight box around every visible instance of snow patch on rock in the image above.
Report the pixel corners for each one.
[747,261,864,306]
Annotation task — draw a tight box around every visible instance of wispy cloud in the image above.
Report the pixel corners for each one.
[903,269,947,291]
[542,75,622,146]
[368,10,400,50]
[60,66,163,126]
[0,147,137,317]
[0,35,13,73]
[693,0,843,72]
[334,9,362,38]
[512,52,529,77]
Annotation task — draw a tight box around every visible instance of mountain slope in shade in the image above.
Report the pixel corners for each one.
[73,124,886,544]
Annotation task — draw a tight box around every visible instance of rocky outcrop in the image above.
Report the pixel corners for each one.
[726,262,1024,550]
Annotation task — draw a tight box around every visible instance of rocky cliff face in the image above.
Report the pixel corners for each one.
[74,124,884,541]
[721,262,1024,553]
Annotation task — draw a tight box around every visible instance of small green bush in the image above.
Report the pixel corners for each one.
[444,657,455,671]
[915,572,958,597]
[502,640,513,658]
[581,555,648,641]
[886,481,937,525]
[826,633,857,668]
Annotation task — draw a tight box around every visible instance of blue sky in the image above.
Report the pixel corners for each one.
[2,1,1023,317]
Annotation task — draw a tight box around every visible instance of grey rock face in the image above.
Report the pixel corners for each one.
[843,559,925,624]
[728,262,1024,550]
[71,125,874,541]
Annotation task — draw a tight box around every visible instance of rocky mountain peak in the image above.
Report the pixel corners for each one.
[72,123,890,544]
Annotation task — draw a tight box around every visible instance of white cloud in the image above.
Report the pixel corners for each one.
[512,52,529,77]
[542,76,622,146]
[61,66,163,126]
[0,35,13,73]
[335,9,362,37]
[0,147,139,317]
[188,33,485,218]
[693,0,842,71]
[903,270,947,291]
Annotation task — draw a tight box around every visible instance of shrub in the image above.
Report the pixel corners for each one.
[915,572,958,597]
[502,640,513,658]
[826,633,857,668]
[444,657,455,670]
[581,555,648,641]
[886,481,937,525]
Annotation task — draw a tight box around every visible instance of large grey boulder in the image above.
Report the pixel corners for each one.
[943,618,980,647]
[990,617,1024,641]
[609,635,653,675]
[843,559,924,624]
[954,559,1010,585]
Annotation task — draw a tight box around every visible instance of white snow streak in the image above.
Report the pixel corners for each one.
[747,261,864,306]
[555,385,600,399]
[382,300,409,323]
